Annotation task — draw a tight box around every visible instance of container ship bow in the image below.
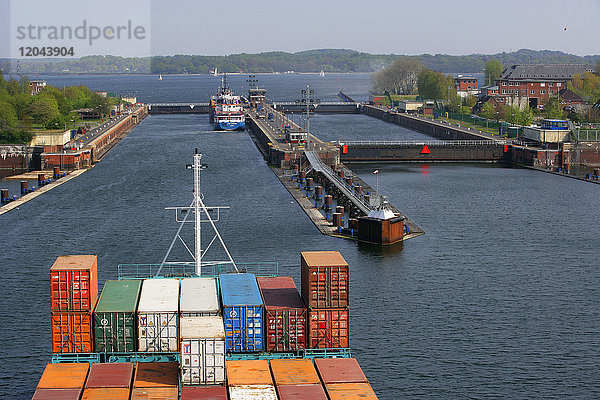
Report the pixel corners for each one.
[32,152,379,400]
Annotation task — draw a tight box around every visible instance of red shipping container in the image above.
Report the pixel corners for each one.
[314,358,368,384]
[85,363,134,388]
[51,310,94,353]
[50,255,98,312]
[277,384,328,400]
[257,277,307,351]
[32,388,82,400]
[301,252,349,309]
[308,308,349,349]
[181,385,228,400]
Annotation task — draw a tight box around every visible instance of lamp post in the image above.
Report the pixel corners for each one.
[301,85,314,150]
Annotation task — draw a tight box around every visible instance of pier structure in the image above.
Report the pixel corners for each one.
[148,103,210,114]
[245,103,424,245]
[338,140,509,163]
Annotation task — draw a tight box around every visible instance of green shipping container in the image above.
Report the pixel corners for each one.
[93,280,142,353]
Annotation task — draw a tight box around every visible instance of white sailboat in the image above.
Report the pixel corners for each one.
[212,67,218,76]
[159,74,163,80]
[320,70,325,77]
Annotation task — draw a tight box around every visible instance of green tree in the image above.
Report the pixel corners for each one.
[518,107,534,125]
[373,57,424,95]
[542,96,565,119]
[505,105,521,124]
[484,59,503,86]
[0,101,18,130]
[28,95,59,125]
[479,102,496,120]
[417,69,454,100]
[596,59,600,76]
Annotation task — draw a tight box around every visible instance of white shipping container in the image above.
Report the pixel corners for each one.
[180,278,220,316]
[181,316,226,385]
[137,279,179,352]
[228,385,278,400]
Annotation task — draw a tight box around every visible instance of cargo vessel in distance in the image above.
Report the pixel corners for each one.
[209,75,246,131]
[32,153,378,399]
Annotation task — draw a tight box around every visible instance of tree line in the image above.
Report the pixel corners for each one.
[4,49,598,75]
[0,73,114,144]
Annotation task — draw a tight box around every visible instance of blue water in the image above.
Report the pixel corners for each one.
[1,74,599,399]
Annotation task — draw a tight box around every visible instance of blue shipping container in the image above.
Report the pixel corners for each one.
[219,273,264,352]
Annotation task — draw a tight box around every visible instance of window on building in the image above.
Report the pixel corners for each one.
[540,83,545,87]
[502,82,507,86]
[530,90,535,94]
[502,89,506,94]
[541,90,545,94]
[557,83,562,87]
[521,89,526,94]
[549,83,553,87]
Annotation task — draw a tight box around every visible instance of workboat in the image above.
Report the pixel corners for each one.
[32,153,378,399]
[209,75,245,131]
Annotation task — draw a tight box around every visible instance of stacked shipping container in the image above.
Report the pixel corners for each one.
[226,360,278,400]
[271,359,328,400]
[93,280,142,353]
[180,276,225,386]
[131,362,179,399]
[80,362,133,399]
[50,255,98,353]
[137,279,179,352]
[32,363,89,400]
[257,277,307,352]
[315,358,377,400]
[301,251,350,348]
[219,274,264,352]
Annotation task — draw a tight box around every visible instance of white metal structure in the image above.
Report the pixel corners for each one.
[159,152,238,276]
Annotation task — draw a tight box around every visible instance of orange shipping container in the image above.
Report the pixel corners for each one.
[225,360,273,386]
[130,387,179,399]
[32,388,82,399]
[133,363,179,388]
[269,359,320,385]
[308,308,349,348]
[81,387,131,399]
[51,310,94,353]
[301,252,349,308]
[36,363,89,389]
[325,382,378,400]
[50,255,98,312]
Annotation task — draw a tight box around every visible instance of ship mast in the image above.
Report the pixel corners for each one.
[159,151,238,276]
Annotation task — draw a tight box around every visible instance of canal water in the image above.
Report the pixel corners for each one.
[1,75,599,399]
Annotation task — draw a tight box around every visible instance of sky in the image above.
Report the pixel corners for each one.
[148,0,600,56]
[2,0,600,58]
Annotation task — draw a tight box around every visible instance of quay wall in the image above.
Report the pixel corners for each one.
[341,143,508,163]
[361,105,490,141]
[0,145,42,175]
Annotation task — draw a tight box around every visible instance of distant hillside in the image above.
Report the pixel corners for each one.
[2,49,598,75]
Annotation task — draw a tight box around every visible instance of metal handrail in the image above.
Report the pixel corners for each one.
[305,151,378,213]
[117,262,279,279]
[336,140,504,146]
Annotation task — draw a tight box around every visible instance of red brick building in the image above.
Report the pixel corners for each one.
[495,64,593,109]
[454,75,478,97]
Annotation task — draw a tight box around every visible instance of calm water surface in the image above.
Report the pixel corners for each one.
[0,75,599,399]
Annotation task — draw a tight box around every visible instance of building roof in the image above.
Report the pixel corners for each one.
[558,88,584,102]
[499,64,594,81]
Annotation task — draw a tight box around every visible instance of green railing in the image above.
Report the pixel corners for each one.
[226,348,352,360]
[117,262,279,279]
[51,353,101,364]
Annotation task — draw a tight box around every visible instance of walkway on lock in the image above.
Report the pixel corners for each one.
[304,150,380,216]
